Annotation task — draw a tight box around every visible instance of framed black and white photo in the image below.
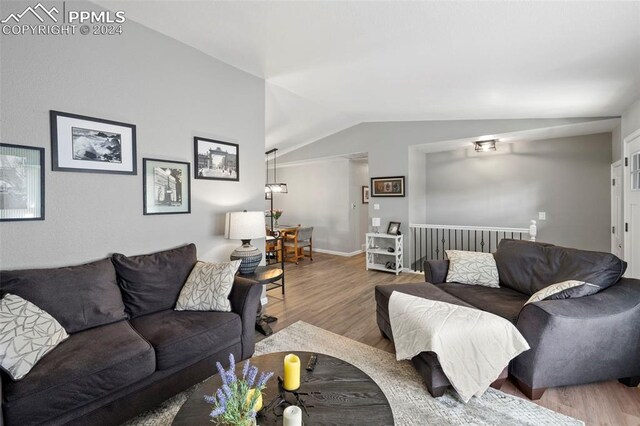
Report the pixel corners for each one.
[194,137,239,181]
[143,158,191,215]
[387,221,401,235]
[371,176,405,197]
[0,143,44,221]
[50,110,136,174]
[362,186,369,204]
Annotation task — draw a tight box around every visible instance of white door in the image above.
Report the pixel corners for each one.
[611,161,623,258]
[624,131,640,278]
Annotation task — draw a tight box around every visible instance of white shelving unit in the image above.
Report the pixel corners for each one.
[366,233,403,275]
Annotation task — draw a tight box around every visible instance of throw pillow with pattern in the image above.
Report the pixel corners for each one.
[525,280,599,305]
[175,260,242,312]
[0,294,69,380]
[445,250,500,288]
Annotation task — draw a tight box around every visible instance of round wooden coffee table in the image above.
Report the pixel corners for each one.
[172,351,393,425]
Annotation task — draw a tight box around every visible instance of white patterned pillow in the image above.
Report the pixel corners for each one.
[445,250,500,288]
[525,280,598,305]
[175,260,242,312]
[0,294,69,380]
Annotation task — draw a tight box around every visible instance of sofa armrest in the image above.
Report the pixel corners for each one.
[229,276,262,360]
[424,260,449,284]
[512,278,640,390]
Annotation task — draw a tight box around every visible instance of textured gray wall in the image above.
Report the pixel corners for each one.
[424,134,612,251]
[0,1,265,269]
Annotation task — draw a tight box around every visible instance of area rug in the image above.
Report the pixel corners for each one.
[124,321,583,426]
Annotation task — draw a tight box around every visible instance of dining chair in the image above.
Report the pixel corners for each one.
[284,226,313,264]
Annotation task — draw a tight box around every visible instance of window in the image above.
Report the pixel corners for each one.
[632,152,640,191]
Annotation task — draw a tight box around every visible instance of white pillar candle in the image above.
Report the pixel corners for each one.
[283,405,302,426]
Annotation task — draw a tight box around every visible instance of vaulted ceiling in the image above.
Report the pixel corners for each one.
[98,1,640,155]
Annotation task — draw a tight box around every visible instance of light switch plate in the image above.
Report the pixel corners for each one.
[374,204,380,210]
[538,212,546,220]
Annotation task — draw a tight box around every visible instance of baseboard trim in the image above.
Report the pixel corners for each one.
[314,248,363,257]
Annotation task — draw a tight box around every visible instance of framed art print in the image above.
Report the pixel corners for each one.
[362,186,370,204]
[387,221,401,235]
[371,176,405,197]
[0,143,44,221]
[194,137,239,181]
[50,110,137,174]
[143,158,191,215]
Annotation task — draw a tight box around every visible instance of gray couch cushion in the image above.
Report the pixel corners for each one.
[0,258,127,333]
[130,309,241,370]
[493,239,627,296]
[112,244,198,318]
[436,283,528,323]
[2,320,155,425]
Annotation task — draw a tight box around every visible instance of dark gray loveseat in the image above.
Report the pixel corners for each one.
[0,243,261,426]
[376,239,640,400]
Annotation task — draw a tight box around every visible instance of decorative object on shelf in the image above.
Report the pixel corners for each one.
[266,209,283,227]
[283,405,303,426]
[194,137,239,181]
[371,217,381,233]
[50,110,136,174]
[371,176,405,197]
[362,185,369,204]
[204,353,274,426]
[366,233,403,275]
[225,210,266,275]
[474,139,497,152]
[387,221,401,235]
[283,353,301,391]
[142,158,190,215]
[0,143,44,221]
[265,148,288,229]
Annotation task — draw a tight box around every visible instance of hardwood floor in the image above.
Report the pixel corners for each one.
[257,252,640,426]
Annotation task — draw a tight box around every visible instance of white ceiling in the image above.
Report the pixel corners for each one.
[98,1,640,154]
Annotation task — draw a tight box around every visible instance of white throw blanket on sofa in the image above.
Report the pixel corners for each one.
[389,291,530,402]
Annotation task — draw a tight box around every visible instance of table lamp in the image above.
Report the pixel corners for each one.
[225,211,266,275]
[372,217,381,233]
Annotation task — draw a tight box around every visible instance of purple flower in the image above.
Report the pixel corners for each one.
[203,394,216,404]
[242,360,250,379]
[256,371,274,388]
[222,383,232,399]
[216,388,227,407]
[216,362,228,385]
[209,406,226,417]
[228,353,236,371]
[226,369,237,384]
[247,366,258,387]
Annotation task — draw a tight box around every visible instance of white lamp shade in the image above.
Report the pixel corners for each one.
[225,211,266,240]
[372,217,381,227]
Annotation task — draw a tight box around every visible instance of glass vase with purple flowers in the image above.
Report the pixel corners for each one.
[204,353,274,426]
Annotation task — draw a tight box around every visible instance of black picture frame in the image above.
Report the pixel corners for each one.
[50,110,137,175]
[371,176,405,197]
[194,137,239,181]
[387,221,401,235]
[143,158,191,215]
[0,143,45,222]
[362,186,369,204]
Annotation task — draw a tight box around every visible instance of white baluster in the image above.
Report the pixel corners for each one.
[529,220,537,242]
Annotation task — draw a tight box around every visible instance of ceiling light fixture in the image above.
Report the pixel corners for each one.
[474,140,497,152]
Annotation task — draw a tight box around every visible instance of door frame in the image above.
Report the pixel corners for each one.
[623,128,640,274]
[611,160,623,257]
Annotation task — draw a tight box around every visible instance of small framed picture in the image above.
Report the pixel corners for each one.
[371,176,405,197]
[50,110,136,174]
[362,186,369,204]
[387,221,401,235]
[0,143,45,221]
[143,158,191,215]
[194,137,239,181]
[265,191,272,200]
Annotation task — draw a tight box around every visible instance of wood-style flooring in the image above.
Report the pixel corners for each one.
[258,252,640,426]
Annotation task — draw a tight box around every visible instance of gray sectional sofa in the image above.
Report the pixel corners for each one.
[0,244,262,426]
[376,239,640,399]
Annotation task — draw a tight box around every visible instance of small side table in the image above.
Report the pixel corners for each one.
[240,266,284,336]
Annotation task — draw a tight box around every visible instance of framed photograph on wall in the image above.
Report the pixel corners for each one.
[0,143,44,221]
[371,176,405,197]
[362,186,369,204]
[50,111,136,174]
[194,137,239,181]
[143,158,191,215]
[387,221,401,235]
